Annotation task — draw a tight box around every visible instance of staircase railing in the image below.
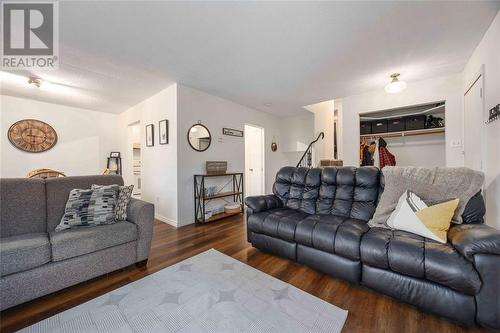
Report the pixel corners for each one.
[296,132,324,168]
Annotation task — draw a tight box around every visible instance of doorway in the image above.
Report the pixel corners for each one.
[463,71,484,171]
[244,124,265,197]
[127,121,142,198]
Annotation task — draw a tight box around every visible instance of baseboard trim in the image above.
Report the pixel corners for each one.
[155,214,177,227]
[177,220,195,227]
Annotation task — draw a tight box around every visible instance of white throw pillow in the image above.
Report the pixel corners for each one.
[386,190,459,243]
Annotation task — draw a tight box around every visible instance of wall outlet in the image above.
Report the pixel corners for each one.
[218,137,223,143]
[156,197,160,203]
[450,139,462,148]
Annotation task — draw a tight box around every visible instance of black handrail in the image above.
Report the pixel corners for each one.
[296,132,324,168]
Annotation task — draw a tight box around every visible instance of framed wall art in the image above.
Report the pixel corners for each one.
[146,124,154,147]
[159,119,169,144]
[222,127,243,137]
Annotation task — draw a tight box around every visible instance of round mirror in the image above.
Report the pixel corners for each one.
[187,123,211,152]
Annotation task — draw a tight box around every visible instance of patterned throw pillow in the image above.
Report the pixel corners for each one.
[386,190,459,243]
[56,186,119,231]
[116,185,134,220]
[92,184,134,221]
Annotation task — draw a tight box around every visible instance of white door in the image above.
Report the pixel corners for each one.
[245,124,265,197]
[463,76,483,171]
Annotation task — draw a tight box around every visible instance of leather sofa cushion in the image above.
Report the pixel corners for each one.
[362,265,476,327]
[1,233,51,276]
[49,221,137,262]
[245,195,283,214]
[360,227,481,295]
[295,215,369,260]
[461,191,486,224]
[448,224,500,261]
[273,166,380,221]
[247,208,309,242]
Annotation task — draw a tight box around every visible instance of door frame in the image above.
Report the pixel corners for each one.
[462,64,485,172]
[244,123,265,197]
[126,120,141,194]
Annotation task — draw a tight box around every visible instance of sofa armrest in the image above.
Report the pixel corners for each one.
[448,224,500,261]
[127,197,155,262]
[245,195,283,215]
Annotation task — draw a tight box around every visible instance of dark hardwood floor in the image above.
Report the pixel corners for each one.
[0,216,495,333]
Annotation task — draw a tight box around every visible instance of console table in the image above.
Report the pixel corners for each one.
[194,172,244,223]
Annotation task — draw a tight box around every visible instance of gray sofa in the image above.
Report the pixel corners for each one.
[0,175,155,311]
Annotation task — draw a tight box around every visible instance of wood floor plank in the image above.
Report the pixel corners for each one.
[0,216,494,333]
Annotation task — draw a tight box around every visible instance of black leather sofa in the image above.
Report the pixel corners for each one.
[245,166,500,330]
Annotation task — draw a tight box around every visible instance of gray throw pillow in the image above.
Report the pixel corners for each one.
[56,185,119,231]
[92,184,134,221]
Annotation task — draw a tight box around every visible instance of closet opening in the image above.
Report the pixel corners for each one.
[359,101,446,168]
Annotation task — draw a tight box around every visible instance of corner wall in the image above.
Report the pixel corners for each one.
[280,112,315,167]
[176,85,294,226]
[305,100,335,165]
[119,84,178,225]
[118,84,313,227]
[463,10,500,229]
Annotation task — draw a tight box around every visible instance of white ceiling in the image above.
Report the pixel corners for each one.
[1,1,499,116]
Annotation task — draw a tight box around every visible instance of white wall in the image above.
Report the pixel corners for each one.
[1,95,120,177]
[383,134,446,168]
[305,100,335,165]
[341,74,463,167]
[119,84,178,225]
[176,85,293,226]
[463,11,500,229]
[280,112,315,167]
[116,84,313,227]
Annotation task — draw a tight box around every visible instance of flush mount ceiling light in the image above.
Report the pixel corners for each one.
[384,73,407,94]
[28,77,42,88]
[1,71,82,98]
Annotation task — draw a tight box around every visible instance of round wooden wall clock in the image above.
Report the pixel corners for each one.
[8,119,58,153]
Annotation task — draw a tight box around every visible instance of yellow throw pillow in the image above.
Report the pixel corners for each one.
[415,199,459,242]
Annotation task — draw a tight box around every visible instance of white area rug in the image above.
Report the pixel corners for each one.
[18,249,347,333]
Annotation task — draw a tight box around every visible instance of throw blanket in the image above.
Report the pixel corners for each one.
[369,166,484,228]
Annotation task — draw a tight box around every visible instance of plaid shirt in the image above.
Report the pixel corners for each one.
[379,147,396,169]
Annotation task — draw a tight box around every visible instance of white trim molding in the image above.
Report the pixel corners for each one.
[155,214,177,227]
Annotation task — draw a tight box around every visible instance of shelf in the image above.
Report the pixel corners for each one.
[359,101,445,121]
[201,191,243,201]
[194,172,244,224]
[205,210,242,223]
[194,172,243,177]
[360,127,445,139]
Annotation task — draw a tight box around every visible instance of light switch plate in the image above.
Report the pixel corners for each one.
[450,139,462,148]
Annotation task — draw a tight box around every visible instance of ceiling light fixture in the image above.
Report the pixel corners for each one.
[28,77,42,88]
[1,71,82,98]
[28,76,58,92]
[384,73,407,94]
